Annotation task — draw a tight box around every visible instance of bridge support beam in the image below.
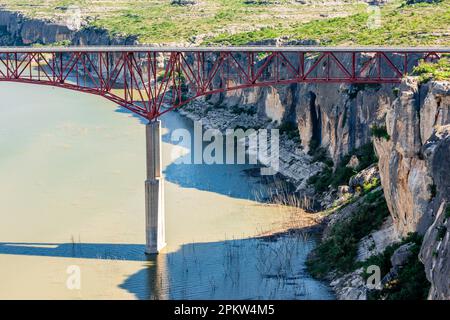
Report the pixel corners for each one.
[145,120,166,254]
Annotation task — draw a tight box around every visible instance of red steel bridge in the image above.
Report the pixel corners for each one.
[1,45,449,253]
[0,46,448,121]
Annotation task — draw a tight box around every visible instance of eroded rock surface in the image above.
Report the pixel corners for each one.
[375,79,450,299]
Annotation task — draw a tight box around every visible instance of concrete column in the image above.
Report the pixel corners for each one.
[145,120,166,254]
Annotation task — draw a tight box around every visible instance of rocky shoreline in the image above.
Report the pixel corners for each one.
[176,99,324,190]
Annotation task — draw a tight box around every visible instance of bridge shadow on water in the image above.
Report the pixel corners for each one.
[0,242,147,261]
[0,233,334,300]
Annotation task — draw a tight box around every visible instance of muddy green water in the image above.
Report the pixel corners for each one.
[0,82,334,299]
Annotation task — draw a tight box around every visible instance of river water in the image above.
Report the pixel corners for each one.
[0,82,333,299]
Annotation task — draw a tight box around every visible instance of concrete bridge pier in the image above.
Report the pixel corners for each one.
[145,120,166,254]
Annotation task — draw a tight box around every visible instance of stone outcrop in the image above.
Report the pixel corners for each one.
[419,128,450,300]
[329,267,367,300]
[374,79,449,236]
[374,78,450,299]
[0,9,137,46]
[357,216,398,262]
[208,80,395,167]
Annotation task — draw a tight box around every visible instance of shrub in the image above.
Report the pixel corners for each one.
[278,122,301,143]
[308,166,333,193]
[371,124,391,141]
[428,184,437,200]
[363,177,380,193]
[306,189,389,278]
[307,142,378,193]
[436,226,447,241]
[230,105,257,116]
[412,57,450,83]
[360,233,430,300]
[359,233,422,280]
[405,0,442,5]
[366,233,430,300]
[392,87,400,97]
[347,83,382,100]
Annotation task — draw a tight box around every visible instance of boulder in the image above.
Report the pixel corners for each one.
[346,155,360,169]
[349,164,380,191]
[390,242,414,268]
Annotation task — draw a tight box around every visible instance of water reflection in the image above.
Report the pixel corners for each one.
[0,235,334,300]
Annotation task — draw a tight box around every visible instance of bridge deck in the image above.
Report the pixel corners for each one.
[0,46,449,53]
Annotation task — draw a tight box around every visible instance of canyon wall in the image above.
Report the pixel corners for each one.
[373,78,450,299]
[209,79,396,166]
[0,10,137,46]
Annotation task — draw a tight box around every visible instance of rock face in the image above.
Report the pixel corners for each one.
[209,81,394,166]
[374,78,450,299]
[0,10,137,46]
[349,163,380,192]
[374,79,450,237]
[330,267,367,300]
[357,216,398,262]
[419,129,450,300]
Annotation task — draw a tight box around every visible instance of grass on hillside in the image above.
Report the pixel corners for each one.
[412,55,450,82]
[206,0,450,46]
[0,0,363,44]
[2,0,449,46]
[306,188,390,278]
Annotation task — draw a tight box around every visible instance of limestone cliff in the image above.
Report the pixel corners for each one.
[0,9,137,46]
[206,53,399,166]
[373,78,450,299]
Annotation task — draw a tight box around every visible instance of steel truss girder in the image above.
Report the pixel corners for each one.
[0,49,447,120]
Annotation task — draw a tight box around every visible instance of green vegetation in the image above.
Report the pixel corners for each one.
[392,87,400,97]
[428,183,437,200]
[358,233,421,280]
[207,0,450,46]
[436,225,447,241]
[412,56,450,83]
[363,233,430,300]
[306,188,389,277]
[362,177,380,193]
[308,143,378,193]
[371,124,391,141]
[347,84,382,100]
[0,0,362,44]
[1,0,449,45]
[446,204,450,219]
[406,0,442,4]
[231,105,257,116]
[32,39,72,46]
[278,121,300,144]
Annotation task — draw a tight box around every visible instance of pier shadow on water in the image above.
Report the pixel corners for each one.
[0,233,334,300]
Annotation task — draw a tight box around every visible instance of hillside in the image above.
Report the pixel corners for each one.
[1,1,448,46]
[207,0,450,46]
[0,0,364,44]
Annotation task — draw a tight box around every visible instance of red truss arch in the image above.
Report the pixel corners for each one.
[0,46,448,120]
